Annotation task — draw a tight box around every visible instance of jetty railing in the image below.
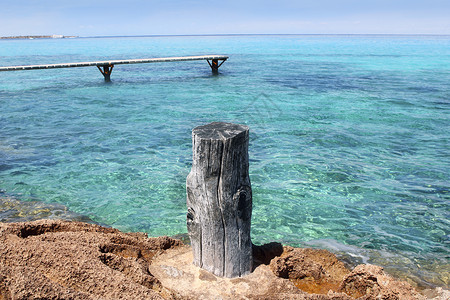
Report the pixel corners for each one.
[0,55,228,81]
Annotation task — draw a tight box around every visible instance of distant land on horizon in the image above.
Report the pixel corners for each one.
[2,33,450,40]
[0,35,78,40]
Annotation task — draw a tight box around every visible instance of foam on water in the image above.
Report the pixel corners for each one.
[0,35,449,288]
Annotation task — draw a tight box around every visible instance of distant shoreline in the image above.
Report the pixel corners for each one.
[1,33,449,40]
[0,35,78,40]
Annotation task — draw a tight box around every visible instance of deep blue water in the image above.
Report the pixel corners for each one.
[0,35,449,288]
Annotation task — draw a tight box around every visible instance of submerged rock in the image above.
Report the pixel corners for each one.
[0,195,92,223]
[0,220,443,299]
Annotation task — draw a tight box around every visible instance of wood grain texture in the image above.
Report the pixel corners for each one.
[186,122,252,278]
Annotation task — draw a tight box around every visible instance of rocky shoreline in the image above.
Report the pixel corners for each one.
[0,219,448,299]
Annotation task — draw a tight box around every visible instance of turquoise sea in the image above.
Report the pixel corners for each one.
[0,35,449,288]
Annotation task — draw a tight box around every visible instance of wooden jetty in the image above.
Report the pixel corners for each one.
[0,55,228,81]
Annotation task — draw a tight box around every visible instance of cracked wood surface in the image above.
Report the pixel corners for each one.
[186,122,252,278]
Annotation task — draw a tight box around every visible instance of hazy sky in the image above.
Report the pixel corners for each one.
[1,0,449,36]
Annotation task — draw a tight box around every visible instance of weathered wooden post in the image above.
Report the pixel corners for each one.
[186,122,252,278]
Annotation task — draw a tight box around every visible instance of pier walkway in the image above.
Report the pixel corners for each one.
[0,55,228,81]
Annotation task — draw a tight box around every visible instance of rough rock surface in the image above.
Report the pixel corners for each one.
[339,264,426,299]
[269,246,351,295]
[268,246,431,299]
[0,220,441,299]
[0,220,181,299]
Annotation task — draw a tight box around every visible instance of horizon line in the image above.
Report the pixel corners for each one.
[2,33,449,40]
[81,33,450,38]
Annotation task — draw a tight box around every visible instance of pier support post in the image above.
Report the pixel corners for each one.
[186,122,252,278]
[97,64,114,81]
[207,59,227,74]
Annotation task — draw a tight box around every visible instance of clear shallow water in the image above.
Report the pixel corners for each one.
[0,35,449,288]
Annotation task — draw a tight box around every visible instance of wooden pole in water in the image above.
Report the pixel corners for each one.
[97,64,114,81]
[186,122,253,278]
[211,59,219,74]
[206,58,226,74]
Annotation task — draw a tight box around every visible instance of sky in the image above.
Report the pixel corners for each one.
[1,0,449,36]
